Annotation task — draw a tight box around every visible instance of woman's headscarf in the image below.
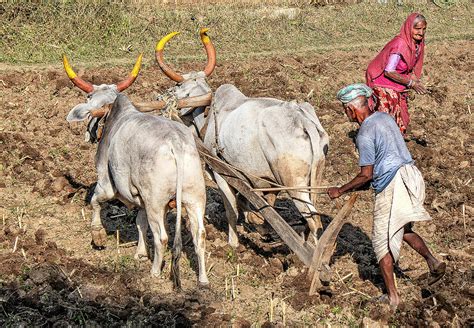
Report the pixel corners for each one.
[366,13,425,87]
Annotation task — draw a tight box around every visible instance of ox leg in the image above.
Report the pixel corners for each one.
[135,209,149,261]
[185,201,209,286]
[90,183,114,248]
[147,205,169,278]
[214,173,240,248]
[291,191,322,245]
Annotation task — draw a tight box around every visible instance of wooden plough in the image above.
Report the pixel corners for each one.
[194,137,358,295]
[133,95,358,294]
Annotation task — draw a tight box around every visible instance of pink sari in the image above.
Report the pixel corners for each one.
[366,13,425,134]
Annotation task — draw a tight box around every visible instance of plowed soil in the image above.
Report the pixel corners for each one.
[1,40,472,326]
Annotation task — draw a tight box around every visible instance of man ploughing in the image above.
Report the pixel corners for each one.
[328,83,446,309]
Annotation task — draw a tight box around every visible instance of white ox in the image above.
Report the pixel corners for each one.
[63,55,208,288]
[156,29,329,248]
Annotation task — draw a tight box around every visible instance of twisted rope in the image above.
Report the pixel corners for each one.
[157,89,182,122]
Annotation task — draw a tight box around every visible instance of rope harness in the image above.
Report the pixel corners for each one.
[156,89,182,123]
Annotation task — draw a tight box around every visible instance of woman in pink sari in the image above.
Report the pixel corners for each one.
[366,13,428,135]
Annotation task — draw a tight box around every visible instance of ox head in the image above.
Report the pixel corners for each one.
[64,54,142,142]
[156,28,215,101]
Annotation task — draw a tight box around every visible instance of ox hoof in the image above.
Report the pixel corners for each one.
[228,236,240,249]
[150,270,162,278]
[134,253,149,262]
[198,281,210,289]
[91,228,107,249]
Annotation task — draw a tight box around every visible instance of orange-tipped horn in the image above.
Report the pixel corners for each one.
[116,53,143,92]
[63,55,94,93]
[200,28,216,77]
[155,32,184,83]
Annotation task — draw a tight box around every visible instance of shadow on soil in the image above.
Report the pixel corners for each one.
[0,229,226,327]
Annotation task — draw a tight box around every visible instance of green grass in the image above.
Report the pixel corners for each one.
[1,1,472,66]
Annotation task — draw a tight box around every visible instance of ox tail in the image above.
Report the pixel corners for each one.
[171,144,184,290]
[299,110,327,206]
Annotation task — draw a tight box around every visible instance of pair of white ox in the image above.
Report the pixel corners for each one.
[65,29,329,288]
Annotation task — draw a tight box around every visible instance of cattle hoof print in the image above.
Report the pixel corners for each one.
[91,242,106,251]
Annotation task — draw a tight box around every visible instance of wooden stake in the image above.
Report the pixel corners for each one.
[462,204,466,232]
[349,287,371,299]
[341,291,357,297]
[225,277,229,299]
[207,262,215,273]
[231,277,236,300]
[59,267,73,283]
[12,236,19,253]
[269,293,274,323]
[282,300,286,326]
[116,230,120,254]
[76,286,83,298]
[119,241,138,248]
[110,213,126,219]
[335,269,350,291]
[341,272,353,282]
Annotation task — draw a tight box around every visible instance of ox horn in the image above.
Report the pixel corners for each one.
[200,28,216,77]
[63,55,94,93]
[155,32,184,83]
[116,53,143,92]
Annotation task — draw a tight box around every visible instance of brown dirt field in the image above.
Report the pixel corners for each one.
[0,40,472,326]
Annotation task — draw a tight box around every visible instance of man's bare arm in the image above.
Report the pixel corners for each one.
[328,165,373,199]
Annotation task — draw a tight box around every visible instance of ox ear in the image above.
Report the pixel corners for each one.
[67,103,92,122]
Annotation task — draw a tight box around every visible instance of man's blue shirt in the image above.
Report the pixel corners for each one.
[357,112,413,193]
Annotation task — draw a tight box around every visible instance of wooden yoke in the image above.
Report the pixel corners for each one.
[134,93,212,112]
[90,93,212,118]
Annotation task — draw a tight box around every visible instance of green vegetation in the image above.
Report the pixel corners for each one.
[1,1,472,66]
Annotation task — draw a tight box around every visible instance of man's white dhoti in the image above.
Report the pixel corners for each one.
[372,164,431,262]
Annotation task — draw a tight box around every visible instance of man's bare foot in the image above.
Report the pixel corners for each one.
[371,294,399,311]
[388,293,400,310]
[428,261,446,285]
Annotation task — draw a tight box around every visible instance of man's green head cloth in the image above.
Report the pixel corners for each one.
[336,83,373,104]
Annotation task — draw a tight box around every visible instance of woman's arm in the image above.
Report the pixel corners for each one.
[383,54,427,94]
[385,71,427,94]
